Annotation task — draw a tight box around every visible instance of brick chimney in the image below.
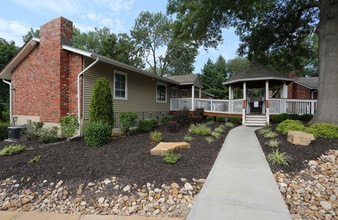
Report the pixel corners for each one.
[288,71,298,79]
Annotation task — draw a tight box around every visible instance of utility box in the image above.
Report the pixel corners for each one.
[8,126,22,139]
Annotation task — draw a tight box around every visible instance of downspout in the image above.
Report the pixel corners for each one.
[2,80,12,125]
[77,57,99,136]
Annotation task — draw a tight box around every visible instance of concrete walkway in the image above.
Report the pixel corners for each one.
[186,126,291,220]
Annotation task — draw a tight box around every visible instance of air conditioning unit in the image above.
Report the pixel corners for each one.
[8,126,22,139]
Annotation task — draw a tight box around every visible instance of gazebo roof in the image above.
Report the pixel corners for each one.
[223,62,293,85]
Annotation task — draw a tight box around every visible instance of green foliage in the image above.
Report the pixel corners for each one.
[163,152,181,164]
[150,131,162,144]
[39,126,59,144]
[137,118,158,133]
[159,114,174,124]
[206,116,214,122]
[184,135,193,142]
[84,122,112,147]
[29,155,41,164]
[268,139,280,148]
[89,77,114,127]
[174,108,191,126]
[305,123,338,138]
[263,131,278,139]
[267,149,292,167]
[59,115,79,140]
[272,113,313,123]
[205,137,215,143]
[299,114,313,122]
[166,120,179,133]
[119,111,138,135]
[216,116,225,122]
[211,131,221,138]
[276,120,305,135]
[189,124,212,136]
[258,127,271,135]
[25,121,44,140]
[0,122,9,140]
[0,144,26,156]
[225,122,234,128]
[227,116,242,124]
[214,125,225,133]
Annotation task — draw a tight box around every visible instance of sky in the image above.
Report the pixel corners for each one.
[0,0,240,73]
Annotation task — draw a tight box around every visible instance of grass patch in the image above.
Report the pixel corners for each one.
[0,144,26,156]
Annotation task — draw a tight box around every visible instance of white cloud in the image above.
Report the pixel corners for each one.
[12,0,80,14]
[93,0,134,12]
[0,18,30,46]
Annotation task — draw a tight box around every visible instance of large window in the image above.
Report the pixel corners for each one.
[156,82,167,103]
[114,71,127,100]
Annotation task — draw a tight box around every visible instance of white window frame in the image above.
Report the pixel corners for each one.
[114,71,128,100]
[156,82,167,103]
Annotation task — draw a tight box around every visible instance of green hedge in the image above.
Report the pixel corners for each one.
[0,122,9,140]
[84,122,112,147]
[138,118,159,132]
[272,113,313,123]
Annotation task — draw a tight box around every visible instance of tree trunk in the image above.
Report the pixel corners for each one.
[310,1,338,125]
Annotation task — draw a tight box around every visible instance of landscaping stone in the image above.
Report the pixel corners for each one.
[150,142,190,156]
[287,130,315,146]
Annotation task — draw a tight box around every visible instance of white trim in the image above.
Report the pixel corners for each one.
[113,71,128,100]
[156,82,167,103]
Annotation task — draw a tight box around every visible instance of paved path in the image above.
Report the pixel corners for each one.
[186,125,292,220]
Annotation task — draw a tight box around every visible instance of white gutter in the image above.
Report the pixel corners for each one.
[2,80,12,125]
[77,57,99,135]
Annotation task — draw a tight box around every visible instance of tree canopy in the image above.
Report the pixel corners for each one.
[168,0,338,125]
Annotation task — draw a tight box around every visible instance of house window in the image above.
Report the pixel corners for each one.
[114,71,127,100]
[156,82,167,103]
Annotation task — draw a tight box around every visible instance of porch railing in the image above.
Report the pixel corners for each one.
[170,98,243,114]
[269,98,317,115]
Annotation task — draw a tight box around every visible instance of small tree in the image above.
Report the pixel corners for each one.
[89,77,114,127]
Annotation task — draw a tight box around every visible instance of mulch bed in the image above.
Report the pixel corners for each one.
[1,122,337,194]
[0,123,229,193]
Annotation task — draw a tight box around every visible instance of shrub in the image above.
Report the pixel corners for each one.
[258,127,271,135]
[276,119,305,135]
[0,144,26,156]
[84,122,112,147]
[267,149,292,167]
[206,137,214,143]
[138,118,159,132]
[214,126,224,134]
[305,123,338,138]
[164,152,181,164]
[184,135,193,142]
[29,155,41,164]
[227,116,242,124]
[174,108,191,126]
[299,114,313,122]
[194,108,204,116]
[271,113,290,123]
[1,108,9,123]
[150,131,162,144]
[0,122,9,140]
[263,130,278,139]
[216,116,225,122]
[189,124,212,136]
[167,120,179,133]
[159,114,174,124]
[39,126,59,144]
[225,122,234,128]
[191,115,204,124]
[206,116,214,122]
[59,115,79,140]
[268,139,280,148]
[89,77,114,126]
[119,111,138,135]
[211,131,221,138]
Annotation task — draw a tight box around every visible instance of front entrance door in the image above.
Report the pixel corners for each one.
[247,88,265,115]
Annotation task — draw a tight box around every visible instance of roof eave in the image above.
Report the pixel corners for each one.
[223,77,294,85]
[0,38,40,80]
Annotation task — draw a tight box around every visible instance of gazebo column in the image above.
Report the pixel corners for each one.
[242,82,246,125]
[265,80,270,124]
[191,85,195,111]
[198,87,202,98]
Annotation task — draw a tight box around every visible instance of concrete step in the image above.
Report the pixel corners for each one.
[245,115,266,127]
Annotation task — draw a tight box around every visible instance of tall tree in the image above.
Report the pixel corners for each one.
[226,57,250,79]
[73,27,144,68]
[22,28,40,43]
[200,56,228,98]
[168,0,338,125]
[131,11,197,76]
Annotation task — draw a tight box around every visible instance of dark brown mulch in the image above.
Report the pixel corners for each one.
[0,123,230,193]
[255,124,338,175]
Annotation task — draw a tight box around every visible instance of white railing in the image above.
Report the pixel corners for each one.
[170,98,243,114]
[269,98,317,115]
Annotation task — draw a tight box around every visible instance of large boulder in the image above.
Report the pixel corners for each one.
[150,142,190,156]
[287,130,315,146]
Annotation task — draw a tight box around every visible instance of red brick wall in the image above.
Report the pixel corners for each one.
[288,83,311,99]
[12,17,81,123]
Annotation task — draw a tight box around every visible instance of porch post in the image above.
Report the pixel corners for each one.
[199,87,202,98]
[282,82,288,98]
[229,85,233,99]
[265,80,270,124]
[191,85,195,111]
[242,82,246,125]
